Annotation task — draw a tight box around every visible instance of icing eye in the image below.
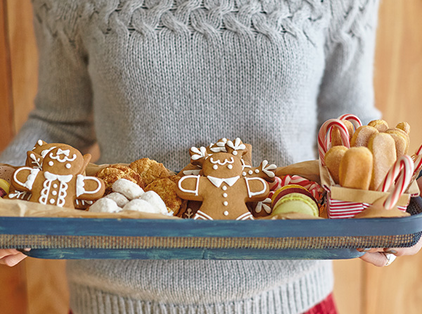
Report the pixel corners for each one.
[232,151,238,156]
[227,165,233,169]
[66,163,72,169]
[213,165,218,170]
[255,169,260,173]
[48,161,54,166]
[242,172,247,176]
[248,170,253,175]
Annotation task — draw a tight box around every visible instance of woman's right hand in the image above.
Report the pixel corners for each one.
[0,249,29,267]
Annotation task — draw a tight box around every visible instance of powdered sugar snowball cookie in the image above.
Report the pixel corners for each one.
[112,178,144,200]
[123,199,161,214]
[105,192,129,207]
[139,191,168,215]
[89,198,122,213]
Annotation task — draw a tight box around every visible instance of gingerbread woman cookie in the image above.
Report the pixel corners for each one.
[11,143,105,208]
[176,138,272,220]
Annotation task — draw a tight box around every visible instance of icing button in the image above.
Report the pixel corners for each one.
[248,170,253,175]
[222,186,227,191]
[223,211,229,216]
[242,172,246,176]
[50,199,55,204]
[52,191,57,196]
[53,184,58,189]
[223,201,228,206]
[223,193,228,197]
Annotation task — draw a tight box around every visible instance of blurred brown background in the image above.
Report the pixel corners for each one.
[1,0,422,313]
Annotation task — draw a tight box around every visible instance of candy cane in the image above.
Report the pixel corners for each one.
[380,155,414,210]
[280,175,323,200]
[318,119,350,166]
[337,114,362,130]
[412,144,422,181]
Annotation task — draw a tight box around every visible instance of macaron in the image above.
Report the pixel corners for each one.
[272,192,320,217]
[0,179,10,198]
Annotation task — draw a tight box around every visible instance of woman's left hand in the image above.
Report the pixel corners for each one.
[358,177,422,267]
[358,237,422,267]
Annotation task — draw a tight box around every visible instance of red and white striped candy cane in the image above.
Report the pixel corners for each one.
[412,144,422,181]
[318,119,350,166]
[337,113,362,130]
[380,155,414,210]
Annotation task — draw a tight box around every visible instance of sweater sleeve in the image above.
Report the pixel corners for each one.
[317,0,382,127]
[0,1,96,166]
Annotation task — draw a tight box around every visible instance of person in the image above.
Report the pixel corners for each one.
[1,0,421,313]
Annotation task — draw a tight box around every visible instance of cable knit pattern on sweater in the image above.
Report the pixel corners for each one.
[2,0,381,313]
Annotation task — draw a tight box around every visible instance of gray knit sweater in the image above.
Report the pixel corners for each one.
[1,0,381,313]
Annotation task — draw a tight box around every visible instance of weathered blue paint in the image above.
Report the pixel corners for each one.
[22,248,364,260]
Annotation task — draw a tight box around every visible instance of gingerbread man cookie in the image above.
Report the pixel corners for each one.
[176,138,271,220]
[11,143,105,208]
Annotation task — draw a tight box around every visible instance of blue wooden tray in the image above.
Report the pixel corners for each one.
[1,197,422,260]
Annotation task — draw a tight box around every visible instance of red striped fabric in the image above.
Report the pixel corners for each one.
[327,196,407,219]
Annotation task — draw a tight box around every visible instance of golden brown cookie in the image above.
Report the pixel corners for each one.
[368,119,389,132]
[144,176,183,215]
[350,125,379,147]
[129,158,170,186]
[96,164,145,195]
[325,145,348,184]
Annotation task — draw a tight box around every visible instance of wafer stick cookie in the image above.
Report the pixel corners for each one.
[325,146,348,184]
[350,125,379,147]
[396,122,410,134]
[368,119,389,132]
[339,147,373,190]
[384,128,410,159]
[367,133,397,190]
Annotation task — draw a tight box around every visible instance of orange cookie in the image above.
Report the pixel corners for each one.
[367,133,397,190]
[350,125,379,147]
[129,158,170,186]
[96,164,145,195]
[368,119,389,132]
[145,176,183,215]
[338,147,373,190]
[12,143,105,208]
[325,146,348,184]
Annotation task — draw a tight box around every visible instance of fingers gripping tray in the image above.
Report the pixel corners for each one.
[0,197,422,260]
